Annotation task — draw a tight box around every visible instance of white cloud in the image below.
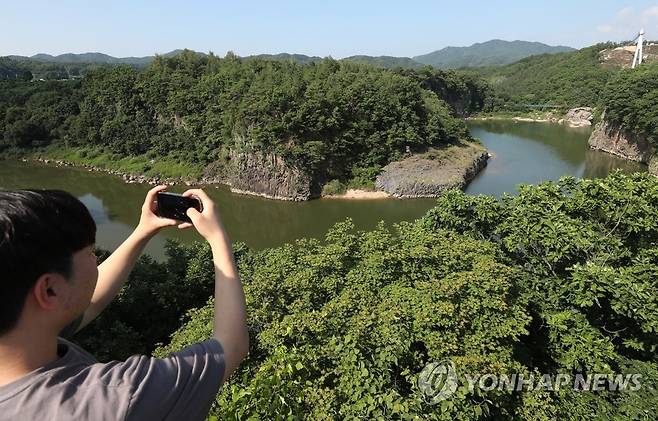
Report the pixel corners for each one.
[598,5,658,40]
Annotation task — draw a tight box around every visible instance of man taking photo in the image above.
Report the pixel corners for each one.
[0,185,249,420]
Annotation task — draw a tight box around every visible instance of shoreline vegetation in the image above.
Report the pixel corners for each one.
[3,145,203,185]
[0,52,489,201]
[2,138,488,200]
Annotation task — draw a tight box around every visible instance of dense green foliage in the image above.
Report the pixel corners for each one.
[128,172,657,420]
[0,79,80,148]
[413,40,574,69]
[1,51,484,187]
[472,44,618,110]
[393,67,490,117]
[602,62,658,143]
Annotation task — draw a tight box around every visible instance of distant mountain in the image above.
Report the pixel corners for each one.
[6,50,205,66]
[246,53,324,65]
[5,40,576,72]
[246,53,424,69]
[413,40,575,69]
[341,55,423,69]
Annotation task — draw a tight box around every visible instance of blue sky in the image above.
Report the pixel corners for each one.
[2,1,657,58]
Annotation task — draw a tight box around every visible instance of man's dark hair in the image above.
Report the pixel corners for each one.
[0,189,96,335]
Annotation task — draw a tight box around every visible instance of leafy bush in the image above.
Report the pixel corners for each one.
[346,166,381,190]
[321,179,347,196]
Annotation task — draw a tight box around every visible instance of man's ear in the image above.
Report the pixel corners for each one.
[32,273,69,311]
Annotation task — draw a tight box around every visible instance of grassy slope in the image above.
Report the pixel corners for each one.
[3,144,204,180]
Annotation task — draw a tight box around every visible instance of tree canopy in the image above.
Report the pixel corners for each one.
[81,171,655,420]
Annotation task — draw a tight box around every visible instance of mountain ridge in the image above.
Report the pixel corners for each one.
[6,49,203,66]
[413,39,575,68]
[4,40,575,69]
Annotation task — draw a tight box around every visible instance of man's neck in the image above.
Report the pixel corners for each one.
[0,325,59,387]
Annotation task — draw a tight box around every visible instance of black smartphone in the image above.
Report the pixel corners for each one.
[156,192,202,223]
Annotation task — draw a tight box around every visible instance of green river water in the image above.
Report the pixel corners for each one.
[0,121,645,260]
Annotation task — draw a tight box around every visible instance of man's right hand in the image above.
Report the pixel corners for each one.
[179,189,226,242]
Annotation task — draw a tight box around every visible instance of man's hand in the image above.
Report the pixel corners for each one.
[135,185,179,239]
[177,189,226,241]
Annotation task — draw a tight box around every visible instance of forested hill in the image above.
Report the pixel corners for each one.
[341,55,424,69]
[472,44,619,110]
[601,61,658,144]
[246,53,324,65]
[0,58,32,80]
[0,51,487,195]
[413,39,575,69]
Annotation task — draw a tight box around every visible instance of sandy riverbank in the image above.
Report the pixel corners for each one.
[323,189,391,200]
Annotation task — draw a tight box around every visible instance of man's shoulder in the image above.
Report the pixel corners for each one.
[0,338,226,421]
[55,338,225,387]
[0,340,133,421]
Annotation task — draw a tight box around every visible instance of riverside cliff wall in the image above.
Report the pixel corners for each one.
[588,113,653,163]
[224,149,313,201]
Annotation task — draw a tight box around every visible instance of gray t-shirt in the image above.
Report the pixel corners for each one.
[0,337,225,420]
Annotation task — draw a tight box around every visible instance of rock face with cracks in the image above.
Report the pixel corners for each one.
[226,149,313,201]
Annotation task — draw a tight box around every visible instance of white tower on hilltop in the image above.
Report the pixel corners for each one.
[632,28,645,69]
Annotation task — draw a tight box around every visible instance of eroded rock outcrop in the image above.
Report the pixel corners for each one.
[375,141,488,198]
[561,107,593,127]
[588,112,653,163]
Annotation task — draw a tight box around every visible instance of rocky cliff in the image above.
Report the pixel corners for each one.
[588,112,653,163]
[375,141,488,198]
[224,149,313,201]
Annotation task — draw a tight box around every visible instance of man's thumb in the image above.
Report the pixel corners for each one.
[186,207,201,222]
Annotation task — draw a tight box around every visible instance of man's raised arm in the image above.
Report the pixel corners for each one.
[182,189,249,382]
[76,185,178,332]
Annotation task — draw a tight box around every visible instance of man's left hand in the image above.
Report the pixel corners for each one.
[135,185,178,238]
